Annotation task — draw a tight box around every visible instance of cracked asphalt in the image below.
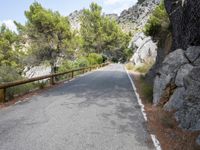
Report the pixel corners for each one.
[0,64,154,150]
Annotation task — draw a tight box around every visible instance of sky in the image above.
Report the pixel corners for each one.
[0,0,137,32]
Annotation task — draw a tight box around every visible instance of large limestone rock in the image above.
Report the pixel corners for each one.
[153,49,188,104]
[164,87,185,111]
[129,32,157,66]
[24,65,51,78]
[153,46,200,131]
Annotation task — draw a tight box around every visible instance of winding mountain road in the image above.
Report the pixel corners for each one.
[0,64,154,150]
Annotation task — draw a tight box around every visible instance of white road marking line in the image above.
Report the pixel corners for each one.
[124,66,162,150]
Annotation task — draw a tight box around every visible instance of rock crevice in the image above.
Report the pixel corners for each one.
[153,46,200,131]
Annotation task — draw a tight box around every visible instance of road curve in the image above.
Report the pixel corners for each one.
[0,64,154,150]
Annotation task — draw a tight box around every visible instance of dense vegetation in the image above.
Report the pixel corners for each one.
[144,1,169,37]
[0,2,131,99]
[80,3,131,62]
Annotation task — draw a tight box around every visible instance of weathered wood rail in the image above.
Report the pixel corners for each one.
[0,63,109,103]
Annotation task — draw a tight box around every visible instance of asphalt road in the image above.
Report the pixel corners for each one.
[0,64,154,150]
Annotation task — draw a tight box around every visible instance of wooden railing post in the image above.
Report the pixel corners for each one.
[0,88,6,103]
[50,76,55,85]
[0,63,108,103]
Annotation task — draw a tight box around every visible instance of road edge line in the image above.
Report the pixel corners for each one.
[124,66,162,150]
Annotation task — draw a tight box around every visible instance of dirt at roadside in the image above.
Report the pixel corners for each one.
[130,71,200,150]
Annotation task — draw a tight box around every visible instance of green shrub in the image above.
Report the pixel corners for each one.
[124,48,133,60]
[75,57,90,68]
[58,60,75,73]
[144,1,169,37]
[0,65,36,100]
[87,53,103,65]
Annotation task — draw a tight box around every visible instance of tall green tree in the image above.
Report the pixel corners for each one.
[80,3,104,54]
[80,3,130,62]
[16,2,72,73]
[0,24,23,71]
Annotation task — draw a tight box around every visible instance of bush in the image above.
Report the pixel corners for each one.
[58,60,75,72]
[0,65,36,100]
[144,1,169,37]
[75,57,90,68]
[124,48,133,60]
[87,53,103,65]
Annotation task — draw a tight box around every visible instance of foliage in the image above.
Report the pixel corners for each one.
[87,53,103,65]
[144,1,169,37]
[58,60,75,72]
[15,2,73,73]
[0,25,24,72]
[80,3,130,62]
[0,65,35,99]
[75,57,90,68]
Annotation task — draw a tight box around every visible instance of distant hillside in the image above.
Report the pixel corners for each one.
[68,0,160,33]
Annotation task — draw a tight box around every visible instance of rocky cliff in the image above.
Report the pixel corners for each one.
[127,0,160,67]
[118,0,160,32]
[152,0,200,144]
[129,32,157,66]
[165,0,200,50]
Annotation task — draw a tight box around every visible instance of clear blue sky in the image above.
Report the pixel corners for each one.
[0,0,137,31]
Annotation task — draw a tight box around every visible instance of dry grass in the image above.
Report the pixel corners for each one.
[131,72,200,150]
[125,59,155,74]
[125,62,135,70]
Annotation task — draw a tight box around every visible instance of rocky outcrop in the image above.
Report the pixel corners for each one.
[105,13,118,21]
[24,65,51,78]
[68,10,118,31]
[165,0,200,50]
[68,10,83,30]
[129,32,157,66]
[153,46,200,131]
[118,0,160,32]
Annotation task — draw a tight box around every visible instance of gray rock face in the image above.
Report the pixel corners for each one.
[164,0,200,50]
[118,0,160,32]
[129,32,157,66]
[24,65,51,78]
[153,46,200,131]
[153,49,188,104]
[68,10,83,30]
[175,64,193,87]
[164,87,185,111]
[105,13,118,21]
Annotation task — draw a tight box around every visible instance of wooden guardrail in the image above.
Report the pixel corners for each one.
[0,63,109,103]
